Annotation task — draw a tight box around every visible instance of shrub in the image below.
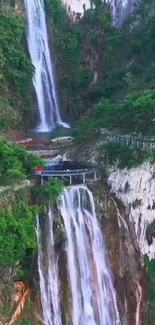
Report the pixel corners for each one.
[75,90,155,140]
[0,7,34,129]
[98,141,147,169]
[36,178,64,205]
[0,190,37,267]
[144,255,155,302]
[0,139,44,184]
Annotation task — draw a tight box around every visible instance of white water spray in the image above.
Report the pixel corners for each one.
[24,0,69,131]
[36,210,62,325]
[59,185,121,325]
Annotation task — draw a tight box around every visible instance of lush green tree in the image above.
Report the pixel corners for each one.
[46,0,155,139]
[36,178,64,205]
[0,7,34,130]
[144,256,155,302]
[0,189,38,267]
[97,140,155,169]
[0,139,44,184]
[119,90,155,135]
[46,0,114,120]
[0,97,21,130]
[75,90,155,139]
[98,141,146,169]
[74,98,117,140]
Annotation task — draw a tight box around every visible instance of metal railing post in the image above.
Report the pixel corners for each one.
[94,171,97,181]
[83,174,86,183]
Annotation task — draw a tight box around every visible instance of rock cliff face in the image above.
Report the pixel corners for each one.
[62,0,139,25]
[0,267,14,324]
[91,181,145,325]
[108,163,155,260]
[108,0,138,26]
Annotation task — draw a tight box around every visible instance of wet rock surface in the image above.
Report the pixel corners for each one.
[109,0,139,26]
[91,181,146,325]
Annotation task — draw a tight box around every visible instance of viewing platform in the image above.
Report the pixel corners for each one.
[34,160,97,185]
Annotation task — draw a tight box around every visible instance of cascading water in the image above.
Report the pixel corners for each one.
[59,185,121,325]
[36,185,121,325]
[36,209,62,325]
[24,0,69,131]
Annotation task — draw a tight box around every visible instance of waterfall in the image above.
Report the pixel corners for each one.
[36,210,62,325]
[59,185,121,325]
[36,185,120,325]
[24,0,69,131]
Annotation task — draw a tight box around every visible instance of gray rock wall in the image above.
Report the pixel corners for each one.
[108,0,139,26]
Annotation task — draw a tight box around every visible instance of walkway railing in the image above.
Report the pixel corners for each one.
[100,129,155,152]
[35,167,97,185]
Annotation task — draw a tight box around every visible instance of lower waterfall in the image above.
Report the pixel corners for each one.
[37,185,121,325]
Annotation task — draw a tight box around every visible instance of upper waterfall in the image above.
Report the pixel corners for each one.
[24,0,69,132]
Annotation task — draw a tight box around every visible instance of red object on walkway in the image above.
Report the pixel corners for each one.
[34,166,44,172]
[12,139,50,147]
[24,139,49,146]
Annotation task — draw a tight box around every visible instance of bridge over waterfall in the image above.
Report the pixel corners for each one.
[34,161,97,185]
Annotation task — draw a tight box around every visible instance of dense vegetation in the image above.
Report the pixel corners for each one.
[0,2,34,131]
[74,90,155,140]
[35,177,64,206]
[46,0,113,121]
[0,179,63,269]
[1,0,155,137]
[144,256,155,324]
[46,0,155,138]
[0,139,64,269]
[0,138,43,185]
[98,141,155,169]
[0,188,37,268]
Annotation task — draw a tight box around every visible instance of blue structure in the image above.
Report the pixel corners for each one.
[34,160,97,185]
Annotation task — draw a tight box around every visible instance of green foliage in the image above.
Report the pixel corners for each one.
[123,72,136,91]
[0,306,11,318]
[0,7,34,130]
[0,97,21,130]
[0,191,37,267]
[118,90,155,135]
[0,139,44,184]
[73,115,94,140]
[46,0,155,142]
[98,141,144,168]
[98,141,155,169]
[46,0,113,120]
[36,178,64,205]
[0,140,63,269]
[0,11,33,96]
[75,90,155,140]
[74,98,116,140]
[15,319,35,325]
[144,256,155,302]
